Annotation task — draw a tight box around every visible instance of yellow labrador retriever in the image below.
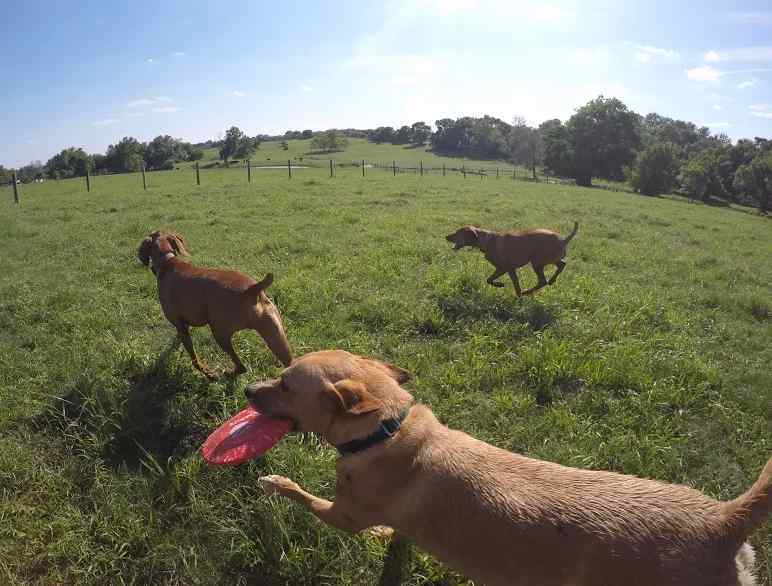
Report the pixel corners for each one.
[247,351,770,586]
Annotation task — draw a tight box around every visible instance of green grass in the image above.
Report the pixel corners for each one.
[193,137,521,173]
[1,167,770,585]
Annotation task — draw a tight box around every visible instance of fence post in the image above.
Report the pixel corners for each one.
[480,168,483,181]
[329,159,334,178]
[288,159,292,179]
[392,160,396,176]
[442,163,446,177]
[512,166,516,180]
[462,165,466,179]
[141,163,147,190]
[12,171,19,204]
[196,162,200,185]
[85,169,91,192]
[496,167,499,179]
[362,159,365,177]
[247,159,251,183]
[420,160,423,176]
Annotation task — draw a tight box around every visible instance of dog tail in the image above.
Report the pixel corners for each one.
[721,457,772,540]
[563,221,579,245]
[246,273,274,301]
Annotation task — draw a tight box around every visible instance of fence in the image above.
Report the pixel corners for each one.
[6,157,634,202]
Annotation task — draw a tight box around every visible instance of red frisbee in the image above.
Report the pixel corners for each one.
[202,407,292,466]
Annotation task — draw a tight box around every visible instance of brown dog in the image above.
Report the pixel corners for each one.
[138,230,292,379]
[248,350,770,586]
[446,222,578,295]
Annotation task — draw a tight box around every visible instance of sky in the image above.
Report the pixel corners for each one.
[2,0,772,168]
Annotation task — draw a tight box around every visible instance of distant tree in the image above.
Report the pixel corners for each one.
[394,125,412,144]
[540,120,574,177]
[17,161,45,182]
[180,143,204,161]
[431,116,510,158]
[45,147,93,179]
[368,126,396,144]
[0,165,11,184]
[106,137,146,173]
[567,96,641,186]
[733,151,771,213]
[410,121,432,145]
[627,142,679,196]
[310,130,348,152]
[220,126,257,163]
[301,129,314,139]
[92,153,108,173]
[680,148,727,202]
[510,117,542,179]
[144,135,184,169]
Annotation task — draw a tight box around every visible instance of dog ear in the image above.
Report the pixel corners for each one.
[324,379,383,415]
[168,232,190,256]
[365,359,411,384]
[138,237,152,267]
[255,273,274,291]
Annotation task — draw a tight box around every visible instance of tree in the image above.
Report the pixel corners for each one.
[0,166,12,184]
[510,117,542,179]
[310,130,348,152]
[680,148,727,202]
[106,137,145,173]
[540,120,574,177]
[567,96,641,186]
[410,121,432,145]
[17,161,45,182]
[301,129,314,139]
[734,151,771,214]
[144,135,184,170]
[219,126,257,162]
[45,147,93,179]
[394,125,412,144]
[627,142,679,196]
[368,126,395,144]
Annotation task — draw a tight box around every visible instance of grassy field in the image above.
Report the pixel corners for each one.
[192,137,520,172]
[1,166,770,585]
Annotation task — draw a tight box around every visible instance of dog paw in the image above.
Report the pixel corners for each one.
[368,525,395,540]
[489,281,505,288]
[259,475,298,496]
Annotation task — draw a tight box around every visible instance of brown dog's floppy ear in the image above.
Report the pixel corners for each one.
[324,379,383,415]
[366,359,411,384]
[255,273,274,291]
[168,232,190,256]
[138,238,152,267]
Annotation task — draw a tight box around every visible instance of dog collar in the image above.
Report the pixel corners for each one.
[336,408,410,456]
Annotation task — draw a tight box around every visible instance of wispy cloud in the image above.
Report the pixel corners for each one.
[634,45,679,63]
[749,104,772,119]
[712,104,722,110]
[232,90,246,97]
[300,84,312,93]
[686,65,722,82]
[738,79,758,89]
[92,118,119,127]
[705,121,732,128]
[147,58,154,63]
[128,96,173,107]
[749,104,768,111]
[700,47,772,63]
[751,111,772,119]
[173,51,186,57]
[417,0,477,15]
[730,12,772,25]
[127,112,144,118]
[152,106,180,113]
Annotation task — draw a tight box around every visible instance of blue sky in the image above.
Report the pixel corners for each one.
[2,0,772,168]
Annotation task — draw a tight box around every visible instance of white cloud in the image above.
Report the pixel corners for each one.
[634,45,679,63]
[749,104,768,111]
[731,12,772,25]
[701,47,772,63]
[751,111,772,119]
[712,104,722,110]
[300,84,312,92]
[686,65,722,82]
[147,58,154,63]
[417,0,477,15]
[526,5,563,22]
[704,50,721,62]
[92,118,119,127]
[152,106,180,113]
[705,121,732,128]
[749,104,772,118]
[127,112,144,118]
[570,47,611,66]
[232,90,246,97]
[128,96,174,107]
[738,79,758,89]
[173,51,186,57]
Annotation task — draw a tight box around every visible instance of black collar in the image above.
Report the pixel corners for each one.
[336,408,410,456]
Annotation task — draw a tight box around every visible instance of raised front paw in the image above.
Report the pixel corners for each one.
[368,525,395,540]
[259,474,299,497]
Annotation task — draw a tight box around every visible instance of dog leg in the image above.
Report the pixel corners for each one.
[547,260,566,285]
[212,330,247,376]
[508,270,522,296]
[176,323,217,381]
[260,475,367,534]
[521,265,549,296]
[486,268,507,288]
